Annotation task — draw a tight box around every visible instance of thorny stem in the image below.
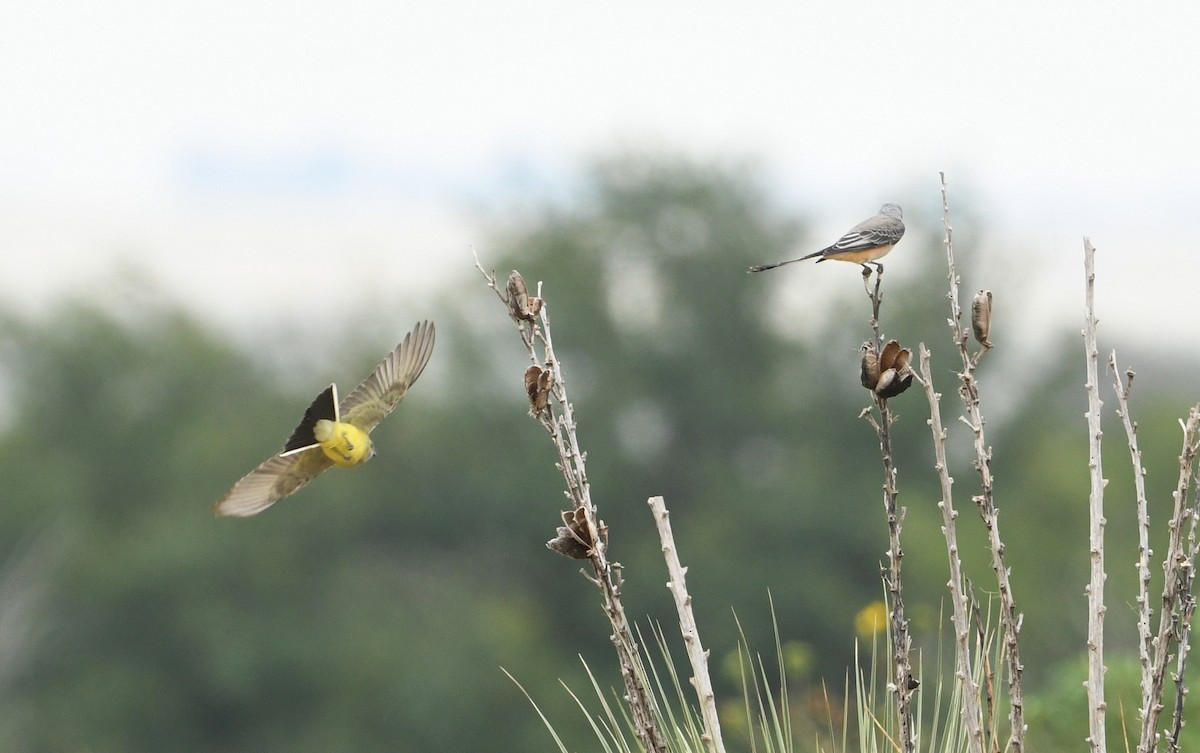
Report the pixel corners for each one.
[1110,354,1155,720]
[939,173,1025,753]
[918,344,986,753]
[648,496,726,753]
[859,266,916,753]
[863,264,885,351]
[1082,237,1107,753]
[475,254,668,753]
[1140,406,1200,753]
[1169,486,1200,753]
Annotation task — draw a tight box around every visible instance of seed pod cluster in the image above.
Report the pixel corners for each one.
[861,339,914,399]
[546,507,606,560]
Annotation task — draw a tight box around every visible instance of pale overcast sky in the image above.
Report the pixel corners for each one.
[1,0,1197,349]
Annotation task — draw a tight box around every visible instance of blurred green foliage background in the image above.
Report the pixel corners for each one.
[0,153,1195,751]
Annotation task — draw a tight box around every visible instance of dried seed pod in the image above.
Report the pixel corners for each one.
[524,365,553,416]
[546,508,604,559]
[505,271,528,319]
[546,529,590,559]
[971,290,993,348]
[879,339,901,370]
[875,367,897,395]
[864,339,915,399]
[876,365,914,399]
[506,270,541,322]
[860,341,880,390]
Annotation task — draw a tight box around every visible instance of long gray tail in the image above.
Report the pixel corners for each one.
[747,249,823,273]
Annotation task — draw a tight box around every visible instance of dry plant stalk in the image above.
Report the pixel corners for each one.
[1169,494,1199,753]
[647,495,725,753]
[1138,405,1200,753]
[857,264,917,753]
[917,343,986,753]
[1110,355,1155,723]
[938,173,1025,752]
[1082,237,1107,753]
[475,257,668,753]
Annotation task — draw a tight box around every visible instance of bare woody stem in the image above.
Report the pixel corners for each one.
[1139,406,1200,753]
[862,265,885,351]
[648,496,726,753]
[864,396,915,753]
[1082,237,1107,753]
[917,344,985,753]
[475,256,668,753]
[859,268,916,753]
[1106,362,1200,753]
[1169,491,1199,753]
[1110,355,1155,721]
[938,173,1025,752]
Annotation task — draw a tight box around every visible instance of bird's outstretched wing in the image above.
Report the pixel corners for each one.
[213,449,335,517]
[280,384,339,455]
[340,320,436,432]
[213,321,434,517]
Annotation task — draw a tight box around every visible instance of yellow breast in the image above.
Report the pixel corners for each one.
[313,419,373,467]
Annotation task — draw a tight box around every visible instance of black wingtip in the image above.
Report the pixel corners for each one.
[282,384,338,453]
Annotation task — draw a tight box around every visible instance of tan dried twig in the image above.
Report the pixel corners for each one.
[475,253,668,752]
[1110,354,1155,721]
[647,496,725,753]
[858,264,917,753]
[1082,237,1107,753]
[938,173,1025,752]
[1139,406,1200,753]
[918,343,986,753]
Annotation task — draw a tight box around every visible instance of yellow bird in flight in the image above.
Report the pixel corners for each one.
[213,320,436,517]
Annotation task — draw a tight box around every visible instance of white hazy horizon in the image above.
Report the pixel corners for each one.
[2,0,1197,350]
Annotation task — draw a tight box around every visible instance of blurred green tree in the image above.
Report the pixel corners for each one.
[0,293,575,752]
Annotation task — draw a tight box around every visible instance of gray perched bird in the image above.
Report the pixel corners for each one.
[750,203,905,273]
